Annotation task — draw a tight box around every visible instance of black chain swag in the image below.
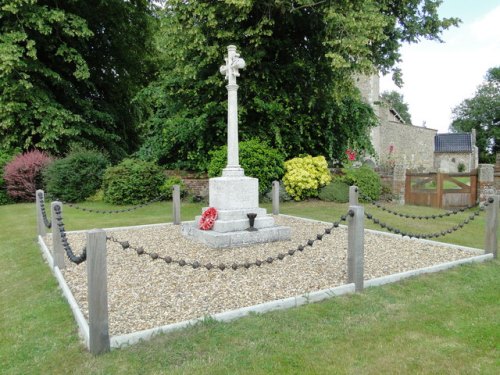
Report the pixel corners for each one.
[53,204,87,264]
[106,211,354,271]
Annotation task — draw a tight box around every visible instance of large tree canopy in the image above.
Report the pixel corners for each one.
[137,0,458,171]
[0,0,157,160]
[451,66,500,163]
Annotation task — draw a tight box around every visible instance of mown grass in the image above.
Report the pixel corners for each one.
[0,199,498,374]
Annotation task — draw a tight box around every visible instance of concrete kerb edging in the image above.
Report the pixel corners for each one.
[364,253,493,288]
[38,235,90,348]
[37,214,492,351]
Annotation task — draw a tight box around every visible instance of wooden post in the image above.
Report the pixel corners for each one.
[172,185,181,225]
[272,181,280,215]
[485,195,498,258]
[347,205,364,292]
[51,201,65,270]
[349,185,359,205]
[87,229,110,355]
[436,172,443,208]
[36,189,46,237]
[405,173,411,206]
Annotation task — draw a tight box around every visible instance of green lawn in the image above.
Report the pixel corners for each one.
[1,200,498,374]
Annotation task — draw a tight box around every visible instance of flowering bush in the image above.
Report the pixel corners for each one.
[4,150,53,202]
[345,149,357,161]
[283,155,332,201]
[379,144,396,170]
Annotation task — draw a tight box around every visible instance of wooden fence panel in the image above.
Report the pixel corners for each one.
[405,170,477,209]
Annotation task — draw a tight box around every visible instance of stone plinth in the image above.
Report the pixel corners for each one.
[209,176,258,209]
[181,222,291,248]
[182,176,291,248]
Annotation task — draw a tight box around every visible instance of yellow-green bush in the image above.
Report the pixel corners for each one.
[283,155,332,201]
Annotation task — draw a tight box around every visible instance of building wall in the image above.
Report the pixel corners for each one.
[355,74,437,171]
[434,152,475,173]
[377,115,437,171]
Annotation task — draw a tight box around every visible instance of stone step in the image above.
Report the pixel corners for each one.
[194,215,275,233]
[181,221,291,248]
[201,207,268,221]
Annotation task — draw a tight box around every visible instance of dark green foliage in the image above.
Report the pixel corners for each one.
[136,0,458,171]
[340,166,382,201]
[102,159,165,205]
[319,181,350,203]
[0,0,157,160]
[159,176,188,200]
[208,140,285,195]
[43,151,109,202]
[451,66,499,163]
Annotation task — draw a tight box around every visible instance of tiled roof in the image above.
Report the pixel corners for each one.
[434,133,472,153]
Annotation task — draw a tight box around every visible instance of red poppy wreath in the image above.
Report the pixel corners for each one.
[199,207,218,230]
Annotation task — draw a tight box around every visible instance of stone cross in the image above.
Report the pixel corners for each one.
[220,45,246,177]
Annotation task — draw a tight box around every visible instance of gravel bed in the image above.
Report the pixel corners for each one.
[44,216,478,336]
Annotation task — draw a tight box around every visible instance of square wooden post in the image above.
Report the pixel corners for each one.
[485,195,498,258]
[272,181,280,215]
[436,172,443,208]
[349,185,359,205]
[51,201,65,270]
[172,185,181,225]
[36,189,46,237]
[347,205,364,292]
[87,229,110,355]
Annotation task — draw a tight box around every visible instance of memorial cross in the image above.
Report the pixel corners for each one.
[219,45,246,177]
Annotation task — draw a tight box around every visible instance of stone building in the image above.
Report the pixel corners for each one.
[433,131,478,173]
[355,74,436,171]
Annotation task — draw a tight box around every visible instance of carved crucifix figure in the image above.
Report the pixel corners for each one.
[219,45,246,177]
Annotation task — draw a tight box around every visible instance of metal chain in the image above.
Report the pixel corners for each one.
[37,191,52,228]
[358,191,481,220]
[48,194,165,214]
[364,204,487,240]
[106,211,354,271]
[53,204,87,264]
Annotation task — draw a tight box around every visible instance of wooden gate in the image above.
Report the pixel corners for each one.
[405,170,477,209]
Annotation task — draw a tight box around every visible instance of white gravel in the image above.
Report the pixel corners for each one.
[44,216,478,336]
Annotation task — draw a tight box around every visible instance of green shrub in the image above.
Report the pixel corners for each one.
[339,166,381,201]
[159,176,187,200]
[43,150,109,202]
[318,180,350,203]
[283,155,332,201]
[208,139,285,195]
[102,159,166,205]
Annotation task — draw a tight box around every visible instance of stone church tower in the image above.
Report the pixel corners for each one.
[355,74,436,171]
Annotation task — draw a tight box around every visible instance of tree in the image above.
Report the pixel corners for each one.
[451,66,500,163]
[0,0,157,160]
[381,91,413,124]
[136,0,458,171]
